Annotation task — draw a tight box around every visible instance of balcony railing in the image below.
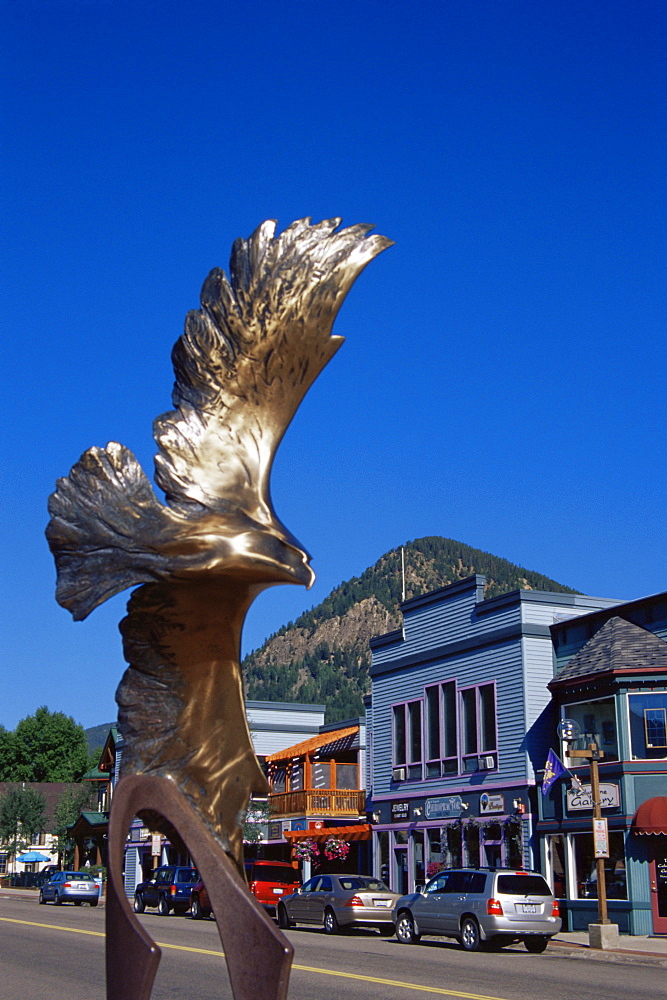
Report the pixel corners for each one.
[269,789,365,818]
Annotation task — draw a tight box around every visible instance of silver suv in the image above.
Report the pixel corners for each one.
[392,868,561,952]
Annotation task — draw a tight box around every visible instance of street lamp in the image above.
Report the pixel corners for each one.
[557,719,619,949]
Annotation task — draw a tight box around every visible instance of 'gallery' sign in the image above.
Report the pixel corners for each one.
[566,783,620,811]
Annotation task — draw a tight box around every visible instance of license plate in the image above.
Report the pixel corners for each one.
[75,884,88,890]
[272,888,283,894]
[521,904,537,913]
[373,899,392,907]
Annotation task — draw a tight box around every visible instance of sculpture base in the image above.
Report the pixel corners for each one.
[107,773,293,1000]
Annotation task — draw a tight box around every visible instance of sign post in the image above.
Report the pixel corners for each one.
[567,742,609,924]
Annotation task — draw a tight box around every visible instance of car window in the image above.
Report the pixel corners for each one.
[318,876,333,891]
[444,871,469,893]
[176,868,198,883]
[301,877,319,893]
[461,872,487,893]
[425,874,450,894]
[351,877,391,892]
[155,869,168,883]
[497,874,552,896]
[70,872,94,882]
[248,864,300,883]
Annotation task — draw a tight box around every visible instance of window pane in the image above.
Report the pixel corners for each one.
[426,686,440,760]
[312,761,331,788]
[442,682,457,759]
[409,701,422,763]
[480,684,496,752]
[572,831,627,900]
[461,689,477,756]
[563,698,618,761]
[393,705,406,764]
[629,694,667,758]
[272,767,286,793]
[335,764,358,790]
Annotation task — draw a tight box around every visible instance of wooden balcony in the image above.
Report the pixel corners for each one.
[269,788,365,818]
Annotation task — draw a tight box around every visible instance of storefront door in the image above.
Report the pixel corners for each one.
[649,842,667,935]
[394,847,408,896]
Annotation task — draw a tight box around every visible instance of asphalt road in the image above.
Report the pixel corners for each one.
[0,897,663,1000]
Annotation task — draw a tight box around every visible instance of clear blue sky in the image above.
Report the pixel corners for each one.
[1,1,665,730]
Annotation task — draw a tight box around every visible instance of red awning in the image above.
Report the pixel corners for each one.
[632,797,667,835]
[284,824,371,843]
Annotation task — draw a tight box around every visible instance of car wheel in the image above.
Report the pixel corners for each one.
[134,893,145,913]
[525,936,549,954]
[395,910,420,944]
[323,908,339,935]
[191,896,203,920]
[460,916,481,952]
[377,924,395,936]
[158,895,171,916]
[90,899,98,907]
[277,904,292,929]
[54,892,62,906]
[39,890,46,904]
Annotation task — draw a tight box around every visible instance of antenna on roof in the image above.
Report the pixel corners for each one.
[401,546,406,602]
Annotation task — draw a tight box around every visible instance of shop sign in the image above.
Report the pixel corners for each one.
[391,801,410,822]
[566,783,619,811]
[268,822,283,841]
[424,795,463,820]
[593,818,609,858]
[480,793,505,815]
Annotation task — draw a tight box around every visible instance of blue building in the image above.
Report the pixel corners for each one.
[540,590,667,935]
[367,575,617,895]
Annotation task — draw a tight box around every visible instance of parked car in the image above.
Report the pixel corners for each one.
[190,879,213,920]
[277,874,401,934]
[244,860,302,915]
[134,865,199,916]
[190,861,301,919]
[39,870,100,907]
[35,865,60,888]
[392,867,561,952]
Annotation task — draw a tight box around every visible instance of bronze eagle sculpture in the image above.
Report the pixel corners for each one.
[47,218,392,1000]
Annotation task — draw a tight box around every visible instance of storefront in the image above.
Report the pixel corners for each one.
[373,791,532,894]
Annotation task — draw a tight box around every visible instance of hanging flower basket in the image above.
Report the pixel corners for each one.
[323,836,350,861]
[292,838,320,862]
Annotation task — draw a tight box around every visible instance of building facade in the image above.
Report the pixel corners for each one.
[539,590,667,935]
[265,717,369,876]
[368,575,618,895]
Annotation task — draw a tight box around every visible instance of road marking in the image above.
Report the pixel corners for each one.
[0,916,511,1000]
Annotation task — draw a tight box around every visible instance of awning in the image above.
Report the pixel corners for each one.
[632,796,667,835]
[284,824,371,843]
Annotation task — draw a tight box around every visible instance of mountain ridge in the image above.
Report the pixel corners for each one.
[242,536,579,721]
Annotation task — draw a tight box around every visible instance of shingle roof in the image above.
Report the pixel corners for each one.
[550,616,667,686]
[265,726,359,762]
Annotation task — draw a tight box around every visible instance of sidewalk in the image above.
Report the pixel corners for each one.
[552,928,667,962]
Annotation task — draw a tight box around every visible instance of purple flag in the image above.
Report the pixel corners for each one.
[542,748,567,795]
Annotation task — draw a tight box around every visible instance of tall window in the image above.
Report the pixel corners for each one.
[460,683,497,771]
[392,700,422,779]
[425,682,458,777]
[629,693,667,759]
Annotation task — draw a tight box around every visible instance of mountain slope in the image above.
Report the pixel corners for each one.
[242,536,579,721]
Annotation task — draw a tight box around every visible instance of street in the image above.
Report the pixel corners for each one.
[0,897,663,1000]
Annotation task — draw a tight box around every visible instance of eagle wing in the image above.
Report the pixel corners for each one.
[153,218,393,522]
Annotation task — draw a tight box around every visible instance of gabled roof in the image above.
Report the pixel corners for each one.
[265,725,359,763]
[550,616,667,687]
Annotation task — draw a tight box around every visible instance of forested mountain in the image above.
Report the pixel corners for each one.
[242,536,579,722]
